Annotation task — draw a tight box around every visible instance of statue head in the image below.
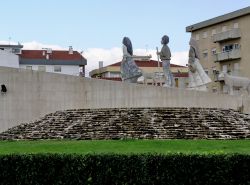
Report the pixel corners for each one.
[189,38,200,59]
[122,37,133,56]
[161,35,169,45]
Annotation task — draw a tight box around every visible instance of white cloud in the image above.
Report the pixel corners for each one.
[83,47,122,75]
[22,41,65,50]
[0,40,188,76]
[0,40,65,50]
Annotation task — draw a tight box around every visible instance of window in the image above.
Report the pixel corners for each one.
[202,32,207,39]
[212,29,216,35]
[233,63,239,71]
[110,72,121,78]
[222,65,228,72]
[202,50,208,59]
[222,26,227,32]
[195,34,200,41]
[234,43,240,49]
[38,66,46,72]
[54,66,61,72]
[222,43,239,52]
[233,23,239,29]
[222,44,233,52]
[233,63,239,76]
[12,48,21,54]
[26,66,32,70]
[211,48,216,55]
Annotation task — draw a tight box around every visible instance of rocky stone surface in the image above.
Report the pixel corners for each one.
[0,108,250,140]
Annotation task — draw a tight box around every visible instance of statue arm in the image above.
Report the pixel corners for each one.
[188,47,196,73]
[158,46,171,59]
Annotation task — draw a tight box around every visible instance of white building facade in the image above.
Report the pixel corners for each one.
[0,45,87,77]
[0,44,22,68]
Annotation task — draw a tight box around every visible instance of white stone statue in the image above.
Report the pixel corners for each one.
[157,35,175,87]
[188,38,211,91]
[219,71,250,95]
[120,37,142,83]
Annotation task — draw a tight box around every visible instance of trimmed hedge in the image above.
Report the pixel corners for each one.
[0,154,249,185]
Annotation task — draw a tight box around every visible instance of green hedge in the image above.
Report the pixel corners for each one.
[0,154,249,185]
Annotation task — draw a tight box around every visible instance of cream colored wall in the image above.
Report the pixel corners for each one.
[237,14,250,78]
[139,66,188,73]
[102,66,188,74]
[191,14,250,93]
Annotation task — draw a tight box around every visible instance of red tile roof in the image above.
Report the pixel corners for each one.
[19,50,86,61]
[109,60,187,68]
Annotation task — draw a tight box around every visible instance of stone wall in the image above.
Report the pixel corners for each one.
[0,67,247,132]
[0,108,249,140]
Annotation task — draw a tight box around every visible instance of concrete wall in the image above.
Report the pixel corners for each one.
[0,66,247,132]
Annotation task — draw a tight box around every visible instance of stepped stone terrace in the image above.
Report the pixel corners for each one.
[0,108,250,140]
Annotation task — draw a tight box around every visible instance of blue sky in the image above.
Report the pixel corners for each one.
[1,0,250,73]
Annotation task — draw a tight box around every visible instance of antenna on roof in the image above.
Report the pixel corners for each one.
[8,37,11,45]
[145,44,148,54]
[69,46,73,54]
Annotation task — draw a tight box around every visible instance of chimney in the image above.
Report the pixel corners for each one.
[69,46,73,54]
[99,61,103,69]
[46,48,52,54]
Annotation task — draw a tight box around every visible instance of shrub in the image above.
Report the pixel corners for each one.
[0,154,249,185]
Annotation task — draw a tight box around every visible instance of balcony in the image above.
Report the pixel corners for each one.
[212,28,241,43]
[214,49,241,62]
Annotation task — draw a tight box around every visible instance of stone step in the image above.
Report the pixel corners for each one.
[0,107,250,140]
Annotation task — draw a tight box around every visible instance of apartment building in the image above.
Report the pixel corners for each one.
[186,6,250,94]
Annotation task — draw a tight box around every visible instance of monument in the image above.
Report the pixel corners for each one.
[188,38,211,91]
[120,37,142,83]
[219,71,250,95]
[157,35,175,87]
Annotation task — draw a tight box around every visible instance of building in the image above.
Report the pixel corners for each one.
[186,6,250,94]
[89,56,188,88]
[0,44,23,68]
[19,48,87,76]
[0,45,87,77]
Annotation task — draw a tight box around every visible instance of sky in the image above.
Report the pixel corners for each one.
[1,0,249,75]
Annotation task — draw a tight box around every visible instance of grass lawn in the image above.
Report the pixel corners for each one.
[0,140,249,155]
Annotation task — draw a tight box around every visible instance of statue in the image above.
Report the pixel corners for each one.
[157,35,175,87]
[120,37,142,83]
[188,38,211,91]
[219,71,250,95]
